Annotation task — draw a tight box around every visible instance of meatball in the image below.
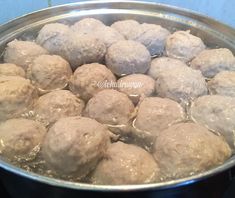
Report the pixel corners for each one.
[0,76,37,121]
[117,74,155,104]
[71,18,105,35]
[4,40,48,71]
[155,66,208,105]
[208,71,235,97]
[166,31,206,62]
[153,123,231,179]
[105,40,151,76]
[190,95,235,150]
[0,63,25,77]
[27,54,72,92]
[134,23,170,56]
[133,97,185,142]
[92,26,125,48]
[84,89,135,126]
[69,63,116,101]
[111,20,141,40]
[0,118,46,161]
[34,90,84,125]
[147,57,187,80]
[191,48,235,78]
[91,142,160,185]
[42,116,110,179]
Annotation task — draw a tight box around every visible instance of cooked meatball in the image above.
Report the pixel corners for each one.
[105,40,151,76]
[117,74,155,104]
[84,89,135,126]
[42,116,110,179]
[153,123,231,179]
[91,142,160,185]
[191,48,235,78]
[0,63,25,77]
[92,26,125,48]
[147,57,187,80]
[111,20,141,40]
[134,97,185,141]
[4,40,48,71]
[155,66,208,105]
[208,71,235,97]
[71,18,105,35]
[166,31,206,62]
[27,54,72,92]
[134,23,170,56]
[190,95,235,150]
[0,118,46,161]
[69,63,116,101]
[0,76,37,121]
[34,90,84,125]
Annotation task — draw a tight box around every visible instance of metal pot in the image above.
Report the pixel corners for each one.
[0,1,235,197]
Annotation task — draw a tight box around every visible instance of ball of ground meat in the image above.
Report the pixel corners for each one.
[27,54,72,92]
[42,116,110,179]
[84,89,135,126]
[4,40,48,71]
[133,97,185,141]
[34,90,84,125]
[190,95,235,150]
[71,18,105,34]
[208,71,235,97]
[147,57,187,80]
[0,118,46,161]
[111,20,142,40]
[105,40,151,76]
[153,123,231,180]
[117,74,155,104]
[191,48,235,78]
[0,76,37,121]
[0,63,25,77]
[91,141,160,185]
[91,26,125,48]
[134,23,170,56]
[166,30,206,62]
[69,63,116,101]
[155,66,208,105]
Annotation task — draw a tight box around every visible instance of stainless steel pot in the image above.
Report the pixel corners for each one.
[0,1,235,197]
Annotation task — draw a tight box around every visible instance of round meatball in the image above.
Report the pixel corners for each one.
[4,40,48,71]
[191,48,235,78]
[36,23,71,57]
[0,63,25,77]
[134,97,185,140]
[111,20,141,40]
[190,95,235,150]
[105,40,151,76]
[153,123,231,179]
[27,55,72,92]
[71,18,105,34]
[117,74,155,104]
[166,31,206,62]
[0,118,46,161]
[147,57,187,80]
[208,71,235,97]
[69,63,116,101]
[134,23,170,56]
[155,66,208,105]
[92,26,125,48]
[84,89,135,126]
[42,116,110,179]
[0,76,37,121]
[34,90,84,125]
[91,142,160,185]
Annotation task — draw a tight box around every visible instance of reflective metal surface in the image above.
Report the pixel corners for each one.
[0,0,235,193]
